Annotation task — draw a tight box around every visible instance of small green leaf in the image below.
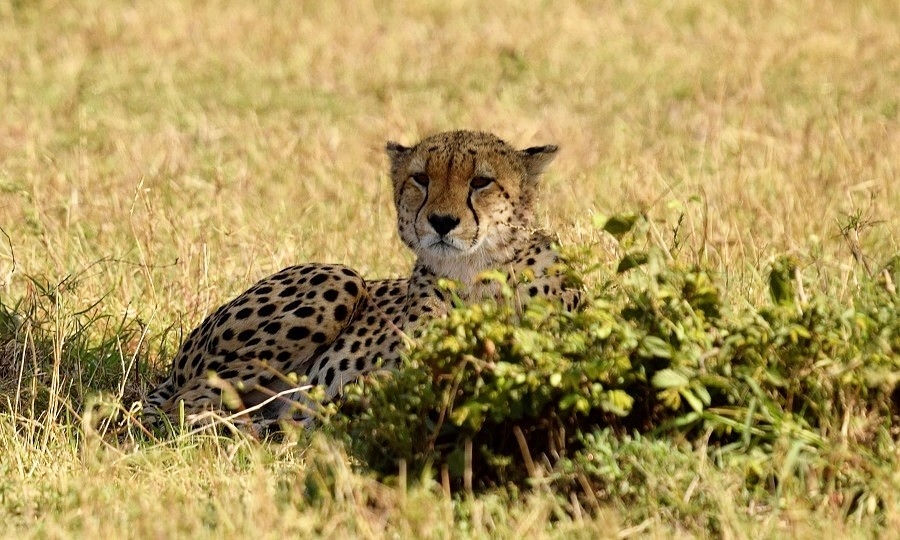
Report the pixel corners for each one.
[617,252,649,273]
[639,336,673,359]
[679,387,705,412]
[659,387,682,409]
[600,389,634,416]
[603,213,639,237]
[560,392,588,412]
[693,382,712,406]
[451,402,485,430]
[769,255,797,306]
[549,372,562,387]
[652,368,689,389]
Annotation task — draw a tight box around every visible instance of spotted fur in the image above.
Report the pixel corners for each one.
[143,130,581,428]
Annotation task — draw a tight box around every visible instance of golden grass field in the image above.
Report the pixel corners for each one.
[1,0,899,537]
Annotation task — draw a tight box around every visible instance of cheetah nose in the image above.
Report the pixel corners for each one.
[428,214,460,237]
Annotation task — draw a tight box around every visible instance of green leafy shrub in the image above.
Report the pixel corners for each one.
[332,214,900,510]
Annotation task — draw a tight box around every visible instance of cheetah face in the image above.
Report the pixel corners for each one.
[386,131,557,282]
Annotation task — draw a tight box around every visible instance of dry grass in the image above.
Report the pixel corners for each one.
[0,0,898,537]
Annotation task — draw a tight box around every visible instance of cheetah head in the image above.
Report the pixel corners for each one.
[386,130,557,282]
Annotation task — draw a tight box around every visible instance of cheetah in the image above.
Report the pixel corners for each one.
[142,130,582,429]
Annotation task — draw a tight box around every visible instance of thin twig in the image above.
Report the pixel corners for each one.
[513,425,538,479]
[464,437,473,496]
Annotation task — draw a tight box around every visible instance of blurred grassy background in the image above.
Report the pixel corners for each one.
[2,0,897,336]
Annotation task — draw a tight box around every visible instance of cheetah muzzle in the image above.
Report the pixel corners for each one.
[142,130,582,430]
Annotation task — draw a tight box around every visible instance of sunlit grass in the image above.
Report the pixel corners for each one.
[1,0,898,536]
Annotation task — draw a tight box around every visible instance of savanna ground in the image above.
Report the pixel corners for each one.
[1,0,899,537]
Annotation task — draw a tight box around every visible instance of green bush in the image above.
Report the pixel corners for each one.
[332,214,900,511]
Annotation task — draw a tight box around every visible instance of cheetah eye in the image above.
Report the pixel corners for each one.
[469,176,494,190]
[410,173,430,188]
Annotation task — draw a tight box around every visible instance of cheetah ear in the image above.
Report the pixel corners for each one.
[519,145,558,181]
[386,141,413,166]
